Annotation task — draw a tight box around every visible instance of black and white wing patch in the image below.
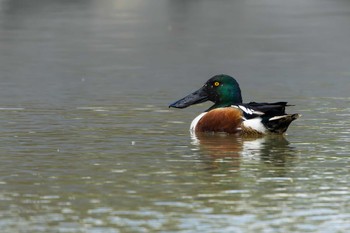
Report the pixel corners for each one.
[232,105,264,120]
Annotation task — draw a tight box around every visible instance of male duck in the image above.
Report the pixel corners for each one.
[169,74,300,135]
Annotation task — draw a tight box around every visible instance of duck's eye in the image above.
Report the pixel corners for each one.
[214,81,220,87]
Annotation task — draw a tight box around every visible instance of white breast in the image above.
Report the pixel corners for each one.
[190,112,207,133]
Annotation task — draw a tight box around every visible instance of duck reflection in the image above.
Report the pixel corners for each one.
[191,132,243,158]
[191,132,296,170]
[191,132,243,170]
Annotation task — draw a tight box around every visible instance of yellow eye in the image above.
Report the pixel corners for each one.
[214,81,220,87]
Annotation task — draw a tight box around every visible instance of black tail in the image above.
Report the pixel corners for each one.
[263,114,300,134]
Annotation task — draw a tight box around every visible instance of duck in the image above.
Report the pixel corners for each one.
[169,74,300,135]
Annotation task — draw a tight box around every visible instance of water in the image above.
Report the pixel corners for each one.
[1,0,350,232]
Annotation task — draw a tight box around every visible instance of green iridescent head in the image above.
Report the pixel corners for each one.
[169,74,243,111]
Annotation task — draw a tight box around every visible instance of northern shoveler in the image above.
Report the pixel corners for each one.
[169,74,300,135]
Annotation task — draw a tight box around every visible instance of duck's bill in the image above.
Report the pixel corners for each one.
[169,86,208,109]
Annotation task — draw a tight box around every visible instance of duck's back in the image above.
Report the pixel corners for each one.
[236,102,300,134]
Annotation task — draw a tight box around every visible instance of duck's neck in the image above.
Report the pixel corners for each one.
[206,103,230,111]
[207,95,243,112]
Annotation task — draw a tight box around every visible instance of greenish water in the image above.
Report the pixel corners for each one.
[1,0,350,232]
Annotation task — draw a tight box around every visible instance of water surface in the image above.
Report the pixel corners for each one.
[0,0,350,232]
